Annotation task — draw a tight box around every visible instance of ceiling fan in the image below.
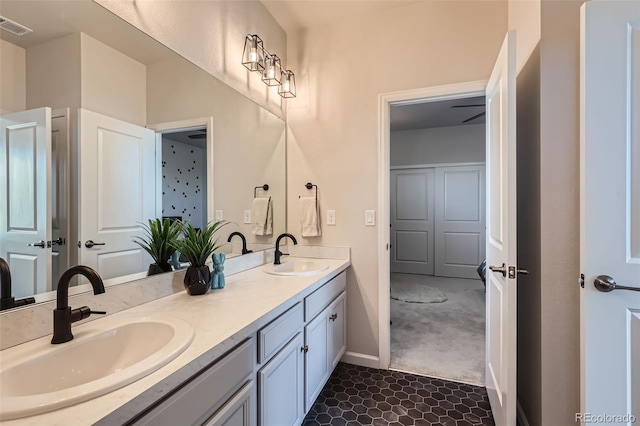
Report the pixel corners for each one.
[188,129,207,139]
[451,103,486,123]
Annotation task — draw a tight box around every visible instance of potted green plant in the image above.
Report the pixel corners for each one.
[133,218,183,276]
[173,221,227,295]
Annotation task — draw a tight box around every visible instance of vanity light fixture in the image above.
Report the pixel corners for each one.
[242,34,296,98]
[279,70,296,98]
[242,34,265,72]
[262,54,282,86]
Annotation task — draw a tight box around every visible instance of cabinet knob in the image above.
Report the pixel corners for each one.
[330,313,338,322]
[300,345,309,353]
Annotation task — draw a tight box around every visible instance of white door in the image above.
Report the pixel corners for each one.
[78,109,156,284]
[0,107,52,296]
[51,109,70,288]
[390,168,435,275]
[435,165,486,279]
[580,2,640,421]
[485,31,517,426]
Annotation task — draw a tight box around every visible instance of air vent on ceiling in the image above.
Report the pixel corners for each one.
[0,16,33,36]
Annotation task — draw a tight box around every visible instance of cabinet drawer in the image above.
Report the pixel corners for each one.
[305,271,346,321]
[134,339,254,426]
[258,302,303,364]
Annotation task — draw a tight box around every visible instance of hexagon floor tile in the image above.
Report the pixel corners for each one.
[303,363,494,426]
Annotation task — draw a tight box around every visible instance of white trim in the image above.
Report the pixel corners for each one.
[516,400,531,426]
[391,161,486,170]
[148,117,215,223]
[341,351,381,369]
[377,81,487,370]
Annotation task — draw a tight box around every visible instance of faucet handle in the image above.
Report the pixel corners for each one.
[71,306,107,322]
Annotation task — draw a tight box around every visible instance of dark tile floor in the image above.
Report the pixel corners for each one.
[303,363,495,426]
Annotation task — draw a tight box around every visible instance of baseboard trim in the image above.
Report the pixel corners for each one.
[517,400,530,426]
[341,351,381,369]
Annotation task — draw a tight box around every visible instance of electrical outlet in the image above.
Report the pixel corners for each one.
[327,210,336,225]
[365,210,375,226]
[215,210,223,221]
[243,210,252,224]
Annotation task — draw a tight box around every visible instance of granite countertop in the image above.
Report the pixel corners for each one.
[1,257,350,425]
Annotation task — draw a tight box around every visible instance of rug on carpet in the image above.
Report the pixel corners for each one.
[390,273,448,303]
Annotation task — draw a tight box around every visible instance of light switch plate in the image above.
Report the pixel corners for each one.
[215,210,223,221]
[327,210,336,225]
[365,210,375,226]
[243,210,251,224]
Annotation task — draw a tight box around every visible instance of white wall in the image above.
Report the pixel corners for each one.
[538,1,582,422]
[162,138,206,229]
[96,0,287,119]
[80,33,146,126]
[25,32,146,126]
[508,0,541,73]
[508,0,582,423]
[0,39,26,114]
[391,124,485,167]
[26,33,81,111]
[286,1,507,360]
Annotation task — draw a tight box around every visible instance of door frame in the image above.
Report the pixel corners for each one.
[147,117,215,223]
[377,80,487,369]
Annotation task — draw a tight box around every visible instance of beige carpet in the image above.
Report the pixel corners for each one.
[390,273,486,385]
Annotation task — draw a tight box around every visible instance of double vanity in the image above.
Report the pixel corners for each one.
[0,252,350,425]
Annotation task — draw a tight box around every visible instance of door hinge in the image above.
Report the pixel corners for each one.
[579,273,585,288]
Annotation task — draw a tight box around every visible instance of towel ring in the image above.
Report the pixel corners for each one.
[300,182,318,199]
[254,184,269,198]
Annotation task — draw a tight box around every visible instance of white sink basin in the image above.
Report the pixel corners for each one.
[0,315,194,420]
[263,260,329,276]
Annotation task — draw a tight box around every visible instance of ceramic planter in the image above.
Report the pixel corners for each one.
[183,265,210,295]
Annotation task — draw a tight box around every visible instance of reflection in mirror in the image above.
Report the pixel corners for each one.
[0,0,286,309]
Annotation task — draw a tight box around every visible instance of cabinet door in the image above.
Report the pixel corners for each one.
[133,339,254,426]
[304,309,330,411]
[259,333,304,426]
[328,292,346,370]
[204,381,255,426]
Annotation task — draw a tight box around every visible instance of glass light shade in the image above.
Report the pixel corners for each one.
[242,34,264,72]
[262,54,282,86]
[278,70,296,98]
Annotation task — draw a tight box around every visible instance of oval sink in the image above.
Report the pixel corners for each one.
[263,260,329,276]
[0,315,194,420]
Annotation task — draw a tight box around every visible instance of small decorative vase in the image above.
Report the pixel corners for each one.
[183,265,210,295]
[211,253,226,289]
[147,262,172,276]
[169,251,185,271]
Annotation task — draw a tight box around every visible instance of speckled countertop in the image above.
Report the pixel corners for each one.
[1,257,350,426]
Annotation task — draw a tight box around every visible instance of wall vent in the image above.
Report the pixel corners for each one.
[0,16,33,36]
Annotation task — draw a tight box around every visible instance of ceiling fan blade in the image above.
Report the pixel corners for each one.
[451,104,486,108]
[462,112,486,123]
[188,134,207,139]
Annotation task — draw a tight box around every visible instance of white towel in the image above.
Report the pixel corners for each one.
[252,197,273,236]
[300,197,321,237]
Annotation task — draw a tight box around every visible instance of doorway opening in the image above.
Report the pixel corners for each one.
[378,82,488,386]
[148,117,214,229]
[160,128,208,229]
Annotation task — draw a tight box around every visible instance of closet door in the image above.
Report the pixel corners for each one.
[390,169,435,275]
[434,165,486,279]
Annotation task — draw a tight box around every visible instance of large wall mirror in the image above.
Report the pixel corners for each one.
[0,0,286,309]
